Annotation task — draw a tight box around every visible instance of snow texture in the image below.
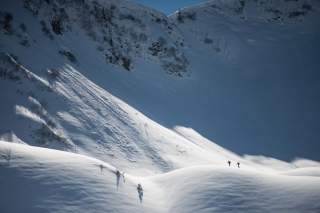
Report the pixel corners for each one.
[0,0,320,212]
[1,141,320,213]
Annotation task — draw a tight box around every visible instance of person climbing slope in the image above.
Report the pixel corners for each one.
[116,170,121,189]
[227,160,231,167]
[99,164,104,173]
[137,183,143,203]
[237,162,240,168]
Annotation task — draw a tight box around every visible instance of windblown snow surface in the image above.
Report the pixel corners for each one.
[1,141,320,213]
[1,0,320,212]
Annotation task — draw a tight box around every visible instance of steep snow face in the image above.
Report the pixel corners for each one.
[0,0,191,174]
[0,53,75,151]
[0,50,316,176]
[0,53,243,175]
[0,0,320,173]
[169,0,320,160]
[1,142,320,213]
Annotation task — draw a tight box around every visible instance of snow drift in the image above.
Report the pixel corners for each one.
[1,141,320,213]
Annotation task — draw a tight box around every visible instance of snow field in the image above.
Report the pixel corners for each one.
[1,141,320,213]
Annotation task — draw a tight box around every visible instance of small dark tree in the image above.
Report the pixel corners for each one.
[59,50,77,63]
[122,57,131,71]
[51,16,63,35]
[19,39,30,47]
[177,10,183,23]
[3,13,13,34]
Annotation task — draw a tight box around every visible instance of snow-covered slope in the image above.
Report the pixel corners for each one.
[1,51,313,175]
[1,0,188,75]
[0,141,163,213]
[153,166,320,213]
[1,0,320,212]
[1,141,320,213]
[1,0,320,161]
[169,0,320,160]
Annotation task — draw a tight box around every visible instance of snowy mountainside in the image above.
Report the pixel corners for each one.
[0,52,260,175]
[173,0,319,23]
[1,0,320,212]
[1,0,188,76]
[1,0,320,162]
[0,0,193,175]
[0,53,218,175]
[171,0,320,63]
[169,0,320,160]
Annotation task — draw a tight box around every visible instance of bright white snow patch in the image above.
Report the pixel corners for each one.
[15,105,46,124]
[1,142,320,213]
